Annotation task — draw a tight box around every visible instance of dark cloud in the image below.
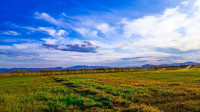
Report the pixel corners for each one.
[42,44,59,50]
[156,47,197,54]
[42,41,99,53]
[121,57,144,60]
[137,60,147,63]
[121,56,153,61]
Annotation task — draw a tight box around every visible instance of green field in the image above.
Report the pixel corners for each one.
[1,69,200,112]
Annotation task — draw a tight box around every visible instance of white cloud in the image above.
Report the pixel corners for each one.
[35,12,59,25]
[121,0,200,53]
[96,23,116,34]
[34,12,72,30]
[38,27,56,36]
[38,27,68,37]
[15,25,69,38]
[13,25,69,45]
[75,27,97,37]
[42,38,58,44]
[57,30,68,36]
[181,1,190,6]
[0,31,20,35]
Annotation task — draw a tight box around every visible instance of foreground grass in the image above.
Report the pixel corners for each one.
[1,69,200,112]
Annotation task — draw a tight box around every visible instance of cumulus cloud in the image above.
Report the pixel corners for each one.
[0,31,20,35]
[122,7,185,39]
[121,0,200,53]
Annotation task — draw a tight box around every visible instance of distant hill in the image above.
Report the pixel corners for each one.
[0,65,109,72]
[141,64,155,68]
[141,61,200,68]
[0,62,199,72]
[170,61,200,66]
[0,67,64,72]
[68,65,109,69]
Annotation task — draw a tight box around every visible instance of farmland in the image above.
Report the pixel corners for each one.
[1,68,200,112]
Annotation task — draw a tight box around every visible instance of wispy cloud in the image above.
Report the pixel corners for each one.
[0,51,36,57]
[0,31,20,35]
[14,25,68,37]
[74,27,98,37]
[35,12,60,25]
[121,57,146,61]
[156,47,197,54]
[38,27,68,37]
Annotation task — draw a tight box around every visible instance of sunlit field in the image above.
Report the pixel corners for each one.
[1,68,200,112]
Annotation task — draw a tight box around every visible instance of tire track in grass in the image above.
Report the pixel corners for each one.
[51,77,162,112]
[51,77,115,111]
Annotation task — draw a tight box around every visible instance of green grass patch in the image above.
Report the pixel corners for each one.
[1,69,200,112]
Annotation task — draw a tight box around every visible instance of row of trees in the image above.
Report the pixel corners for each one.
[8,65,196,76]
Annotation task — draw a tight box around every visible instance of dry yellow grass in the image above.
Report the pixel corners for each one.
[1,68,200,111]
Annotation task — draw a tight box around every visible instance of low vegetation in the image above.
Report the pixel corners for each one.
[1,67,200,111]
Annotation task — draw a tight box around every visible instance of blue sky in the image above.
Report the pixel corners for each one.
[0,0,200,68]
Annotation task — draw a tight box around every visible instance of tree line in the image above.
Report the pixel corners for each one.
[1,64,195,77]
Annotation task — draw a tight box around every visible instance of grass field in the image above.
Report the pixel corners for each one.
[1,68,200,112]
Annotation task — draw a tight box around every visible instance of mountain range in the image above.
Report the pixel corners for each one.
[0,61,199,72]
